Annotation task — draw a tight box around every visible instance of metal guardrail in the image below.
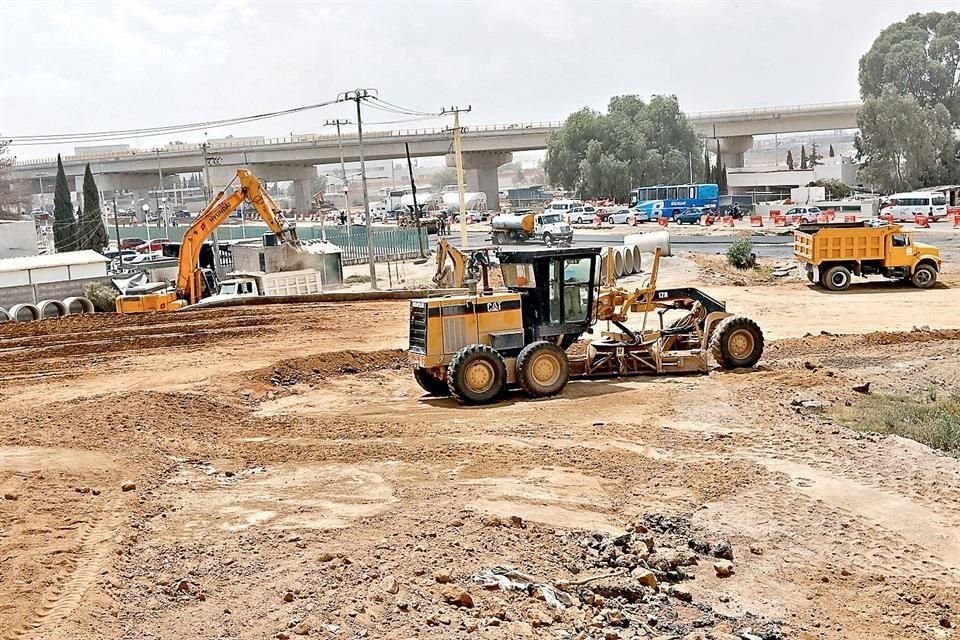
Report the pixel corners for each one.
[686,101,862,121]
[14,122,562,168]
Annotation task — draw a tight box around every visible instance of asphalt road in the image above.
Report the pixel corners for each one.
[444,228,960,261]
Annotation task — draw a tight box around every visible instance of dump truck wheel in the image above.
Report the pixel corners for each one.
[911,264,937,289]
[517,341,570,398]
[447,344,507,405]
[709,316,764,369]
[492,231,506,245]
[414,367,450,397]
[822,265,851,291]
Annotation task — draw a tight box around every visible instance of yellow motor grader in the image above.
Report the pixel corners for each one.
[408,245,763,404]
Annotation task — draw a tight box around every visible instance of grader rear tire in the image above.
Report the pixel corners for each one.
[709,316,764,370]
[413,367,450,397]
[517,341,570,398]
[447,344,507,405]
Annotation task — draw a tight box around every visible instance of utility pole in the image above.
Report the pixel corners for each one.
[405,142,426,258]
[201,141,224,278]
[340,90,377,289]
[112,194,123,268]
[325,118,352,237]
[441,105,471,249]
[156,148,168,237]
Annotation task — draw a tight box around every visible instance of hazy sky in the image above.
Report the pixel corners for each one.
[2,0,955,161]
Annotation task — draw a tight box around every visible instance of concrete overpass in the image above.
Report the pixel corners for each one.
[13,101,861,211]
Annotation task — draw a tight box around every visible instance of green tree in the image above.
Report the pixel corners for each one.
[717,158,728,194]
[806,179,853,200]
[809,141,822,167]
[703,149,711,182]
[0,137,28,219]
[828,144,835,158]
[545,94,702,200]
[800,145,808,170]
[310,173,327,198]
[858,11,960,123]
[786,149,795,170]
[53,155,77,253]
[79,164,108,250]
[431,167,458,191]
[857,11,960,188]
[854,86,954,191]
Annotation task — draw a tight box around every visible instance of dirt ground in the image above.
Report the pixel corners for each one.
[1,255,958,640]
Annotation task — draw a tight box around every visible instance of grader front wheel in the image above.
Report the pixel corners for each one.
[709,316,764,370]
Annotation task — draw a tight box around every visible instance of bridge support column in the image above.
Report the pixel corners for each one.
[446,151,511,212]
[713,135,753,169]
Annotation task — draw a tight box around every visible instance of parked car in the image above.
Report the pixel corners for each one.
[103,249,138,261]
[135,238,170,253]
[673,207,707,224]
[568,205,598,224]
[119,237,146,250]
[175,209,193,218]
[606,208,636,224]
[455,210,488,224]
[784,206,823,224]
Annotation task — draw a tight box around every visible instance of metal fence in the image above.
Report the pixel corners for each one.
[319,226,428,265]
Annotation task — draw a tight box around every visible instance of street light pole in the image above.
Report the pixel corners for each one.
[156,148,168,237]
[324,118,352,244]
[201,140,224,278]
[340,89,377,290]
[36,174,45,213]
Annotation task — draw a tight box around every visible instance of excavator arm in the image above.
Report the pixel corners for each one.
[432,237,466,288]
[177,169,299,304]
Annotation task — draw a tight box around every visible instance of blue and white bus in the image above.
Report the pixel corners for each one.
[628,183,720,221]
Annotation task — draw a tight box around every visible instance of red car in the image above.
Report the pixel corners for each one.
[134,238,169,253]
[119,237,146,250]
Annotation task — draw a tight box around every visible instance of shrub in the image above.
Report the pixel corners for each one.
[344,274,371,284]
[84,282,118,312]
[726,237,756,269]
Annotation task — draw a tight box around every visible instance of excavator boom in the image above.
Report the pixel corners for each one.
[116,168,300,312]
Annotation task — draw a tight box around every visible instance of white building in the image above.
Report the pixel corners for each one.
[0,251,109,288]
[0,221,40,259]
[728,156,860,197]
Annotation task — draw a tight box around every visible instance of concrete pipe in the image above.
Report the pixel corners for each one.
[9,303,41,323]
[613,247,625,278]
[631,245,642,271]
[624,230,672,257]
[622,246,635,275]
[63,296,95,315]
[0,308,11,324]
[37,299,68,320]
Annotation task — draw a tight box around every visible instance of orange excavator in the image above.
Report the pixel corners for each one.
[115,169,300,313]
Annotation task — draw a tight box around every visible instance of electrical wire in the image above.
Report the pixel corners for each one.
[8,97,344,143]
[368,96,439,117]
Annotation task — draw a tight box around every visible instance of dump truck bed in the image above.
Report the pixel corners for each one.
[794,222,899,265]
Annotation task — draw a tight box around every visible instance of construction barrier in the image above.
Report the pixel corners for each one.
[914,214,930,228]
[749,216,763,227]
[825,209,836,222]
[657,217,669,227]
[881,214,894,223]
[699,215,713,226]
[790,215,801,225]
[769,209,781,220]
[628,215,637,226]
[772,215,787,227]
[816,214,829,223]
[722,216,735,227]
[593,215,602,228]
[954,213,960,228]
[844,215,857,223]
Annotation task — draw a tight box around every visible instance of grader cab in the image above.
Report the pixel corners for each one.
[408,246,763,404]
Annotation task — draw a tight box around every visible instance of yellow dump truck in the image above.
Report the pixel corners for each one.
[794,222,940,291]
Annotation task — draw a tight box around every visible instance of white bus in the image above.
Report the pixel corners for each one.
[880,191,948,221]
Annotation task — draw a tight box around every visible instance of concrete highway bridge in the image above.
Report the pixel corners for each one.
[13,101,860,212]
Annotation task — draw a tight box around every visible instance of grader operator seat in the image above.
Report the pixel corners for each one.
[497,247,602,349]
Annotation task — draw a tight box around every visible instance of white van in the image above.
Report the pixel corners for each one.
[544,199,583,218]
[880,191,948,221]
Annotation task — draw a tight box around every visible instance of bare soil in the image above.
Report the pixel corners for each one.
[1,257,958,640]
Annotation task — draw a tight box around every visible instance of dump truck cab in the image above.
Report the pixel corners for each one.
[794,222,941,290]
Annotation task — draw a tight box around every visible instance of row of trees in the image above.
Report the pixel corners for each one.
[856,11,960,192]
[52,155,109,253]
[544,95,707,201]
[786,142,831,171]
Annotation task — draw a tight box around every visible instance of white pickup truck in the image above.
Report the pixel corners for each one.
[195,269,322,306]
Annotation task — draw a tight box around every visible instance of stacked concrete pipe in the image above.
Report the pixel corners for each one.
[0,296,95,323]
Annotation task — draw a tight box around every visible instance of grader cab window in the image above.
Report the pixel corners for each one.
[501,263,537,288]
[563,258,592,323]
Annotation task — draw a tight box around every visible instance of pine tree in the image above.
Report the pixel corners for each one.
[80,164,108,250]
[786,149,795,170]
[809,141,822,167]
[800,145,808,170]
[52,155,76,253]
[703,149,711,182]
[828,144,835,158]
[718,158,728,194]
